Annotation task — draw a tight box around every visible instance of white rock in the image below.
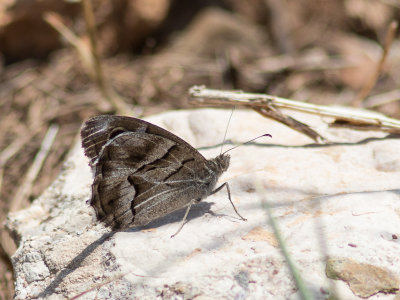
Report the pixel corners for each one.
[7,108,400,299]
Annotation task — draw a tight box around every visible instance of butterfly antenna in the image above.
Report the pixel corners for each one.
[220,107,235,155]
[222,133,272,155]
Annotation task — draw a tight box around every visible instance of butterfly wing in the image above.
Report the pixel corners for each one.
[81,115,203,165]
[81,115,216,229]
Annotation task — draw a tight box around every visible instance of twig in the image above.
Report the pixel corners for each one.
[0,140,26,171]
[251,50,353,74]
[10,124,59,212]
[44,9,132,115]
[263,0,294,54]
[43,12,95,78]
[81,0,132,114]
[252,106,326,143]
[364,89,400,108]
[0,132,42,257]
[0,133,40,196]
[353,20,398,106]
[189,86,400,135]
[191,86,325,143]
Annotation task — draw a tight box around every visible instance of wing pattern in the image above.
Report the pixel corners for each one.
[81,115,219,229]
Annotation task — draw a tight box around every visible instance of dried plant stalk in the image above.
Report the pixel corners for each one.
[189,86,400,139]
[44,8,132,115]
[354,20,398,106]
[10,124,59,212]
[364,89,400,108]
[252,106,326,143]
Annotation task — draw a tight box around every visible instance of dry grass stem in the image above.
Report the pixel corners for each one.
[354,20,398,106]
[0,135,37,195]
[262,0,294,54]
[252,106,326,143]
[44,8,131,115]
[189,86,400,138]
[0,140,25,168]
[81,0,132,115]
[10,124,59,212]
[364,89,400,108]
[44,12,95,78]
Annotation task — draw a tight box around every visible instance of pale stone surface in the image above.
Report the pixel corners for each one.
[6,108,400,299]
[326,257,400,297]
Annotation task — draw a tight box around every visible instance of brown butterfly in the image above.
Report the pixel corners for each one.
[81,115,254,236]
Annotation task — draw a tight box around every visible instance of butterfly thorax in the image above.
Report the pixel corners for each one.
[198,154,230,196]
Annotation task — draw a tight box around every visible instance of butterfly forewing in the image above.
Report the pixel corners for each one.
[81,115,204,165]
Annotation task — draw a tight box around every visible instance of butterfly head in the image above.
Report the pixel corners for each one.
[213,153,230,173]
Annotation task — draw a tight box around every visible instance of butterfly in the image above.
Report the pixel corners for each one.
[81,115,247,236]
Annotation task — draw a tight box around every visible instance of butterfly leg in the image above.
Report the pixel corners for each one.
[170,199,196,238]
[211,182,247,221]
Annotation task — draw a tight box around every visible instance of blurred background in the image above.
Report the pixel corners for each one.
[0,0,399,298]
